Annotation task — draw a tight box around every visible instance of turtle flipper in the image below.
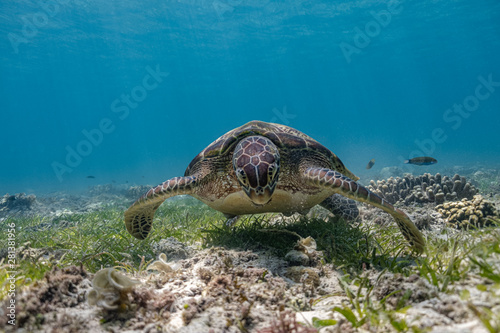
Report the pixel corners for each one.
[304,167,425,253]
[124,176,198,239]
[320,194,359,220]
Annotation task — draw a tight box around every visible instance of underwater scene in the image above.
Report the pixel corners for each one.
[1,0,500,332]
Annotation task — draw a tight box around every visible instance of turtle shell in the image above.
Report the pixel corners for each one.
[184,120,359,181]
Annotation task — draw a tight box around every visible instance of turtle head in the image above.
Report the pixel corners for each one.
[233,136,280,205]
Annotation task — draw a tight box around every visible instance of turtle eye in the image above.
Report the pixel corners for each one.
[268,164,277,176]
[268,163,278,182]
[236,168,248,185]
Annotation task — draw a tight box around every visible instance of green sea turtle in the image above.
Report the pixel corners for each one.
[124,121,425,253]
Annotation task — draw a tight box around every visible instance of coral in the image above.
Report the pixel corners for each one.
[435,194,498,229]
[87,267,140,311]
[368,173,479,205]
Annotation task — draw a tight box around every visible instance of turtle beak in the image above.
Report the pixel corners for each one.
[248,186,273,205]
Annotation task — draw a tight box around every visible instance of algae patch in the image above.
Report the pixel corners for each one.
[87,267,140,311]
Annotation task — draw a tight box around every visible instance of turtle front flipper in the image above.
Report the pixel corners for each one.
[304,167,425,253]
[124,176,198,240]
[320,194,359,220]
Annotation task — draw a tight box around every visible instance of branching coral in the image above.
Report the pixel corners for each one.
[368,173,478,205]
[435,194,499,229]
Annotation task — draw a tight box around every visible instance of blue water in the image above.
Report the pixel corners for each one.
[1,0,500,194]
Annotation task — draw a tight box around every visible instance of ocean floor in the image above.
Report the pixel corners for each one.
[1,166,500,332]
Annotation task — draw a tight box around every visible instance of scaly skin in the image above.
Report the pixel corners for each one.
[124,176,198,240]
[303,167,425,253]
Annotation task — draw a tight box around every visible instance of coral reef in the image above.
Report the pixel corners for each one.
[435,194,498,229]
[368,173,479,205]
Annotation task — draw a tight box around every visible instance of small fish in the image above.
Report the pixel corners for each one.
[404,157,437,165]
[86,176,96,179]
[366,158,375,169]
